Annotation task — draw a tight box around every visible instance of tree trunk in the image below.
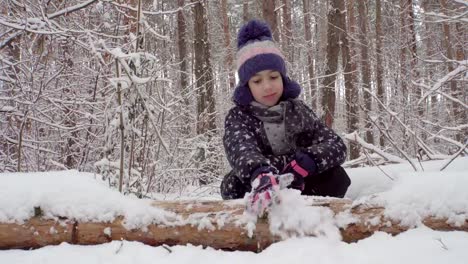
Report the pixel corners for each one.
[343,0,360,160]
[1,198,467,252]
[321,0,346,128]
[399,0,409,108]
[439,0,464,142]
[302,0,316,109]
[407,0,422,118]
[421,1,437,120]
[454,22,467,140]
[2,2,23,171]
[193,0,216,185]
[242,0,250,23]
[115,59,125,193]
[193,0,216,135]
[177,0,190,107]
[261,0,279,41]
[357,0,373,145]
[375,0,385,148]
[282,0,293,62]
[221,0,235,92]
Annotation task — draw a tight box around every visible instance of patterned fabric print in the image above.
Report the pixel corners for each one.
[223,99,347,185]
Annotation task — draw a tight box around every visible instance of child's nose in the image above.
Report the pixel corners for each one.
[262,80,273,91]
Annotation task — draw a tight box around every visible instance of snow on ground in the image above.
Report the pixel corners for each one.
[1,157,468,263]
[1,228,468,264]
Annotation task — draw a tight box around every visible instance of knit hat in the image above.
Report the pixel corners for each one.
[233,20,301,106]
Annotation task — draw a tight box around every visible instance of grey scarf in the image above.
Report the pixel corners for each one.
[250,101,293,155]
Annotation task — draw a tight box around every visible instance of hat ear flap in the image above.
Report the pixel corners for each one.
[282,75,301,100]
[233,83,254,106]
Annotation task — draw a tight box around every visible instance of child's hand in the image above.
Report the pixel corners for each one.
[282,152,317,191]
[247,173,278,216]
[282,160,307,190]
[251,172,278,193]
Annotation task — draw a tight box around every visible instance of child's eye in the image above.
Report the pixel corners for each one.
[270,75,279,79]
[252,79,261,84]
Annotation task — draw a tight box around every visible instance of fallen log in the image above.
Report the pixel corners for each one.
[0,198,467,252]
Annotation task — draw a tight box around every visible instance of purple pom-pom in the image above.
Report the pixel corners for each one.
[237,20,272,49]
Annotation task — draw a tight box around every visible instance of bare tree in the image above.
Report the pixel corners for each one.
[439,0,465,142]
[357,0,374,145]
[221,0,235,92]
[281,0,293,62]
[260,0,279,41]
[242,0,250,23]
[177,0,190,107]
[321,0,347,128]
[302,0,317,108]
[375,0,385,147]
[193,0,216,135]
[343,0,360,160]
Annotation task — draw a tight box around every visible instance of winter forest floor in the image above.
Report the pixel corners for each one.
[1,157,468,264]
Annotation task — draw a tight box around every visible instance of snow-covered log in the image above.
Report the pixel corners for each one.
[0,198,467,252]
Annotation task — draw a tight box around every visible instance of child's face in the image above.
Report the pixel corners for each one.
[248,70,284,107]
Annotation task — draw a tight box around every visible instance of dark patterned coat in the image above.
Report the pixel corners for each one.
[223,99,347,185]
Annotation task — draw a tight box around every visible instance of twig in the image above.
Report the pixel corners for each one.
[440,142,468,171]
[115,240,124,254]
[435,238,448,250]
[115,56,172,157]
[360,104,419,171]
[162,244,172,253]
[362,148,395,181]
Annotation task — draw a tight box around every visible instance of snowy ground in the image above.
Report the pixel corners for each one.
[1,157,468,264]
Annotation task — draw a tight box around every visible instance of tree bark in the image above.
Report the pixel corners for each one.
[115,59,125,193]
[193,0,216,135]
[375,0,385,148]
[177,0,190,107]
[261,0,279,41]
[399,0,409,107]
[439,0,464,142]
[1,198,467,252]
[221,0,235,92]
[303,0,316,108]
[454,22,467,140]
[357,0,373,145]
[242,0,250,23]
[405,0,423,119]
[193,0,216,185]
[321,0,346,128]
[343,0,360,160]
[282,0,293,62]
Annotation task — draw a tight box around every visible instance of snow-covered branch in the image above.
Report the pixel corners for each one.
[423,10,468,23]
[3,135,58,154]
[418,62,468,105]
[106,0,199,16]
[413,81,468,109]
[343,132,407,164]
[47,0,100,19]
[362,88,437,160]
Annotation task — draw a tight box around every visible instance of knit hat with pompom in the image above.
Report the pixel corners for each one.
[234,20,301,106]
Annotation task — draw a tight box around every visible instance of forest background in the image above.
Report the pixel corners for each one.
[1,0,466,197]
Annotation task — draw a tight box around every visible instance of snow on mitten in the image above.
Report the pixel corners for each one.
[248,173,278,216]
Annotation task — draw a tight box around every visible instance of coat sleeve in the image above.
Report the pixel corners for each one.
[223,108,277,184]
[297,101,347,174]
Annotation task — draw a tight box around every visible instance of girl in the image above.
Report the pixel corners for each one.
[221,20,350,204]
